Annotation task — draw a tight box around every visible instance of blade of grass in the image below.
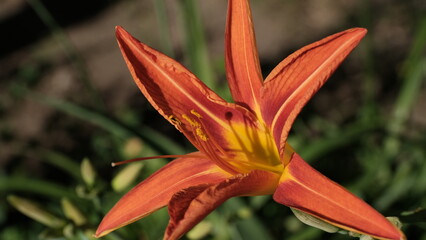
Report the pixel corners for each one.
[384,17,426,156]
[40,150,81,181]
[236,217,274,240]
[31,92,185,155]
[0,176,75,199]
[358,0,380,122]
[400,208,426,224]
[179,0,216,89]
[152,0,175,57]
[374,160,415,210]
[286,227,322,240]
[223,198,274,240]
[295,119,381,162]
[25,0,104,110]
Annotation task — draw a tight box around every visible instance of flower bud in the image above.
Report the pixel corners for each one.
[187,221,212,239]
[7,195,65,228]
[291,208,339,233]
[122,137,144,158]
[112,162,144,192]
[386,216,402,229]
[81,158,96,187]
[61,198,87,226]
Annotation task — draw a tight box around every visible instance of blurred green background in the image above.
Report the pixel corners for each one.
[1,0,425,239]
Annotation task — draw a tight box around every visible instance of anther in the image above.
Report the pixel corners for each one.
[182,114,200,127]
[190,109,202,118]
[168,115,183,132]
[196,128,208,141]
[168,115,181,125]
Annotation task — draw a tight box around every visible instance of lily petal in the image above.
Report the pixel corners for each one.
[164,170,280,240]
[261,28,367,156]
[116,26,261,173]
[273,153,405,240]
[225,0,263,113]
[95,153,230,238]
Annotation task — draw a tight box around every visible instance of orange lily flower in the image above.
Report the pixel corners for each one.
[96,0,405,239]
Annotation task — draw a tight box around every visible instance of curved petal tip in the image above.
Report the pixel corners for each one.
[273,153,405,240]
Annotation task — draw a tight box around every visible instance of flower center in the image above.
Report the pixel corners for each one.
[177,109,284,175]
[223,122,283,174]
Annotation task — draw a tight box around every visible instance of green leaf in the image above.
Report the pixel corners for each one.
[0,176,75,199]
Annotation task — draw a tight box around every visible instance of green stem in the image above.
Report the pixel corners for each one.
[152,0,175,57]
[358,0,379,122]
[384,17,426,157]
[179,0,216,89]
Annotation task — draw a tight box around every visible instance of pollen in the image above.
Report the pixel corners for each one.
[196,128,208,141]
[190,109,202,118]
[182,114,200,127]
[182,112,209,142]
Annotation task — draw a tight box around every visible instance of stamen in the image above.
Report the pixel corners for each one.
[195,128,208,141]
[168,115,181,125]
[190,109,202,118]
[184,116,238,175]
[168,115,183,132]
[182,114,200,127]
[197,117,229,156]
[112,155,186,167]
[198,134,238,174]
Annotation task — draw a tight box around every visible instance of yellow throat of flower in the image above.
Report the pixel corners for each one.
[177,109,287,175]
[224,122,283,174]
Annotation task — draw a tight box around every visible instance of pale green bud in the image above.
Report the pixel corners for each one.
[359,235,374,240]
[62,223,75,238]
[386,216,403,229]
[112,162,144,192]
[122,137,144,158]
[81,158,96,187]
[7,195,66,228]
[187,221,212,239]
[61,198,87,226]
[291,208,339,233]
[83,229,97,240]
[349,231,362,237]
[237,207,252,219]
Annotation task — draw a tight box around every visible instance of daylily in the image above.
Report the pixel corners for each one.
[96,0,405,239]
